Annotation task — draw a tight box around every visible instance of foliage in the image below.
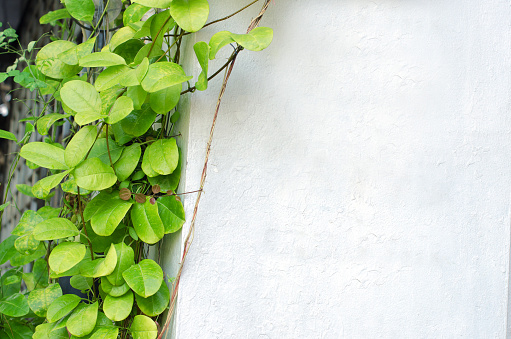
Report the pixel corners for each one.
[0,0,272,338]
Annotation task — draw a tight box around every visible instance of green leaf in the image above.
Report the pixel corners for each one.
[16,184,35,198]
[32,170,71,199]
[14,232,40,256]
[1,270,21,297]
[95,65,130,92]
[120,104,157,137]
[40,8,71,24]
[113,39,146,65]
[133,43,165,65]
[123,259,163,298]
[2,322,34,339]
[36,40,82,79]
[61,175,91,195]
[80,244,117,278]
[67,302,98,337]
[61,80,102,113]
[112,122,135,145]
[101,278,130,297]
[114,143,141,181]
[0,235,19,265]
[144,138,179,175]
[0,73,8,83]
[123,3,151,25]
[148,148,181,191]
[0,201,9,213]
[150,10,176,46]
[232,27,274,52]
[141,62,192,93]
[74,158,117,191]
[49,242,86,274]
[31,258,49,289]
[33,217,79,241]
[47,294,81,323]
[12,210,41,254]
[150,84,180,114]
[89,138,124,165]
[89,327,118,339]
[106,242,135,286]
[169,0,209,32]
[36,206,59,220]
[105,96,134,124]
[193,41,209,90]
[79,52,127,67]
[0,293,29,317]
[37,113,71,136]
[10,243,45,266]
[70,275,94,291]
[90,195,132,236]
[103,291,133,321]
[208,31,234,60]
[66,0,95,22]
[141,148,159,178]
[20,142,68,170]
[110,26,136,51]
[33,323,68,339]
[75,111,106,126]
[28,283,62,317]
[58,36,97,66]
[130,315,158,339]
[65,125,97,167]
[157,195,185,234]
[0,129,17,142]
[127,85,147,110]
[136,280,170,316]
[131,196,164,244]
[83,191,116,221]
[131,0,172,9]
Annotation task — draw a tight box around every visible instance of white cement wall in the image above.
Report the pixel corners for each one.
[164,1,511,337]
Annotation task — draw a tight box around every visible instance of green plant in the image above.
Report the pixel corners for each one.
[0,0,272,338]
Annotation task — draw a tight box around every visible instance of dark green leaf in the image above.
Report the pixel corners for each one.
[120,104,157,137]
[88,138,124,165]
[0,235,19,265]
[150,84,180,114]
[0,293,29,317]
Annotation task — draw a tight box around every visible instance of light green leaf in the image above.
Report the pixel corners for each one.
[33,323,68,339]
[123,259,163,298]
[157,195,185,234]
[208,31,234,60]
[0,129,17,142]
[105,96,134,124]
[150,10,175,46]
[123,3,151,25]
[89,138,124,165]
[61,175,91,195]
[89,327,118,339]
[47,294,81,323]
[110,27,136,51]
[16,184,36,198]
[65,125,97,168]
[103,291,133,321]
[112,122,135,145]
[127,85,147,110]
[67,302,98,337]
[75,111,106,126]
[141,147,159,178]
[14,232,40,255]
[61,80,102,113]
[40,8,71,24]
[83,191,115,221]
[80,244,117,278]
[79,52,127,67]
[141,62,192,93]
[70,275,94,291]
[133,43,164,65]
[120,104,157,137]
[193,41,209,90]
[0,293,29,317]
[49,242,86,274]
[148,148,181,191]
[10,243,45,267]
[150,84,180,114]
[101,278,130,297]
[33,217,79,241]
[136,280,170,317]
[31,258,49,290]
[232,27,274,52]
[12,210,42,254]
[119,58,149,87]
[0,201,10,213]
[20,142,68,170]
[131,0,172,9]
[95,65,130,92]
[145,138,179,175]
[100,85,125,114]
[28,283,62,317]
[130,315,158,339]
[74,158,117,191]
[37,206,60,220]
[169,0,209,33]
[0,235,19,265]
[106,242,135,286]
[32,170,71,199]
[90,196,132,236]
[66,0,95,22]
[58,36,97,66]
[37,113,71,136]
[131,197,164,245]
[36,40,81,79]
[114,143,141,182]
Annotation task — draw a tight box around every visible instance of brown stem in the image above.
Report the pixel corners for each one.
[147,12,173,58]
[157,2,272,337]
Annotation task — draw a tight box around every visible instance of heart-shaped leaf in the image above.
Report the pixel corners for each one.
[130,315,157,339]
[66,0,95,22]
[122,259,163,298]
[169,0,209,32]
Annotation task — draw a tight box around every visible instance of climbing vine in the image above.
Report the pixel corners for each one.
[0,0,272,338]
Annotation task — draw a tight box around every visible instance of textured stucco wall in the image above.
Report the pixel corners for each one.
[165,1,511,337]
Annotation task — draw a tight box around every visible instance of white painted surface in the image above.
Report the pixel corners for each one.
[165,1,511,337]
